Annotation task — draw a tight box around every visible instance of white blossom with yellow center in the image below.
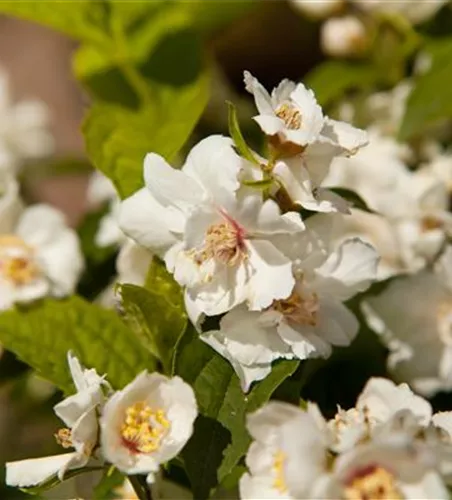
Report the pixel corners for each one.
[6,353,109,488]
[100,372,197,485]
[119,135,305,317]
[201,214,378,391]
[0,203,83,311]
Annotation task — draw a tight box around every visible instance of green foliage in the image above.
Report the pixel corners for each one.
[93,467,125,500]
[0,297,156,393]
[400,37,452,139]
[176,327,298,499]
[306,61,377,107]
[120,259,187,374]
[228,102,260,166]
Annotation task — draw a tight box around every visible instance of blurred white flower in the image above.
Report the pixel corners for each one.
[365,246,452,396]
[0,202,84,310]
[6,353,109,488]
[0,67,53,172]
[201,214,378,391]
[100,372,197,484]
[119,135,305,316]
[321,16,368,58]
[352,0,447,25]
[241,381,451,499]
[290,0,345,19]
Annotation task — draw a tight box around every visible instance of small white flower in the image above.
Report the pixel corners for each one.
[100,371,197,484]
[290,0,345,19]
[201,214,378,391]
[119,135,304,316]
[0,203,84,310]
[321,16,368,58]
[365,246,452,396]
[0,67,53,172]
[6,353,109,488]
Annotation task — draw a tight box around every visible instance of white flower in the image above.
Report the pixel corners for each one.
[289,0,345,19]
[0,203,84,310]
[240,401,330,499]
[100,371,197,484]
[201,214,378,391]
[0,67,53,172]
[329,377,433,453]
[365,246,452,396]
[116,239,153,286]
[243,73,367,213]
[6,353,109,487]
[321,16,368,58]
[352,0,447,25]
[241,389,450,500]
[119,135,304,316]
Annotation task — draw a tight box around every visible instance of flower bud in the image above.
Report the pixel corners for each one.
[321,16,367,58]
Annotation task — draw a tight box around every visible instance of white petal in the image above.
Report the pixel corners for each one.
[314,238,379,301]
[320,118,368,154]
[288,84,324,144]
[253,115,285,136]
[243,71,275,115]
[6,453,77,487]
[118,188,179,254]
[143,153,203,211]
[246,239,294,310]
[116,239,152,286]
[271,79,297,108]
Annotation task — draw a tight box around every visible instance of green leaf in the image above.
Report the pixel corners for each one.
[83,56,209,198]
[329,187,376,214]
[0,297,155,393]
[0,1,110,44]
[93,467,125,500]
[228,101,260,166]
[399,37,452,140]
[119,259,187,373]
[305,61,377,107]
[176,328,298,499]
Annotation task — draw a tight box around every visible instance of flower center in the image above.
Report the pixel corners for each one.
[343,465,403,500]
[275,102,302,130]
[120,401,170,454]
[199,218,247,267]
[272,290,319,326]
[0,235,41,286]
[55,427,73,449]
[272,450,287,493]
[421,215,443,232]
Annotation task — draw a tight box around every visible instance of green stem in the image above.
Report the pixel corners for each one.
[129,475,153,500]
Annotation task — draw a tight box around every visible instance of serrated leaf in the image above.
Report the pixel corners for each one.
[120,260,187,373]
[228,101,260,166]
[399,37,452,140]
[176,328,298,499]
[0,297,155,393]
[305,61,377,107]
[329,187,376,214]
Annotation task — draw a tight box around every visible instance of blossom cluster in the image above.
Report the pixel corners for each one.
[118,71,379,391]
[242,377,452,499]
[6,353,197,488]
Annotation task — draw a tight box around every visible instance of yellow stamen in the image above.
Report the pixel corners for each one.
[343,465,403,500]
[55,427,73,449]
[120,401,170,454]
[272,450,288,493]
[272,290,319,326]
[197,221,247,267]
[276,103,302,130]
[0,235,41,285]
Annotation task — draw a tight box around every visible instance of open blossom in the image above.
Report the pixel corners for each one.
[100,372,197,484]
[0,67,53,172]
[365,246,452,396]
[241,379,452,500]
[244,72,367,213]
[201,214,378,391]
[0,198,84,310]
[6,353,110,487]
[119,135,304,316]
